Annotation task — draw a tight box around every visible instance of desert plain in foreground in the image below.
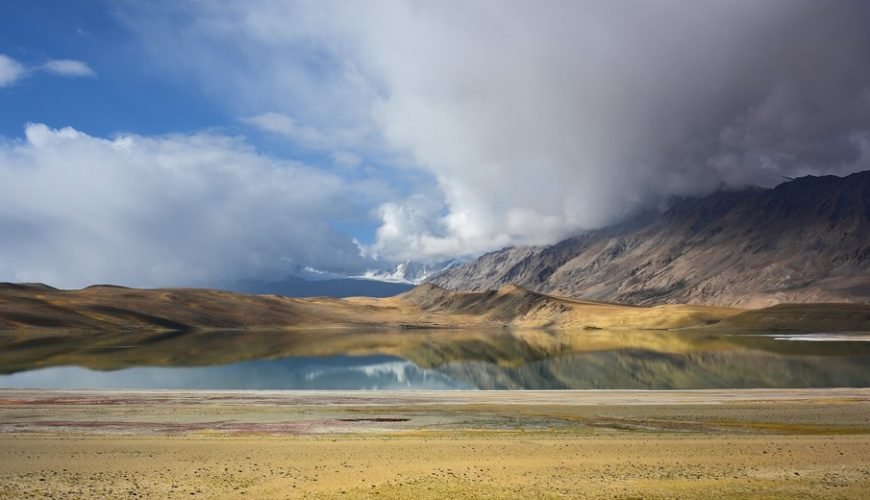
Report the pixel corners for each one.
[1,389,869,499]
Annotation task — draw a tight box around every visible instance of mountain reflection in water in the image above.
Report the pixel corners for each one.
[0,355,467,390]
[0,328,868,390]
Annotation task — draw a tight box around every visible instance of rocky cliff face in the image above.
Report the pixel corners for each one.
[429,171,870,307]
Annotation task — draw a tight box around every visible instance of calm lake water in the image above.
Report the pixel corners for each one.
[1,328,868,390]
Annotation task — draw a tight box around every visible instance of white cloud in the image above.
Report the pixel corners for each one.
[0,124,373,288]
[242,112,380,170]
[122,1,870,262]
[0,54,96,87]
[41,59,96,77]
[244,112,322,144]
[244,112,331,150]
[330,150,361,168]
[0,54,26,87]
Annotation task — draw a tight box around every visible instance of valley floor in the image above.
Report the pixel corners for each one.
[1,389,869,499]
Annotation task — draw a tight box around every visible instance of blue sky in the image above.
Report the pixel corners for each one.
[0,1,225,137]
[0,1,402,263]
[0,2,393,287]
[1,1,868,288]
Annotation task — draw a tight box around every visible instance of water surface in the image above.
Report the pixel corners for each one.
[1,328,868,390]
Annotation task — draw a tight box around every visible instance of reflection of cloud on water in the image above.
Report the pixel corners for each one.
[303,360,468,389]
[305,361,412,382]
[0,356,469,390]
[358,361,413,383]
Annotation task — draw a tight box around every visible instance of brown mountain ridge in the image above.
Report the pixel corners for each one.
[429,171,870,307]
[2,282,869,333]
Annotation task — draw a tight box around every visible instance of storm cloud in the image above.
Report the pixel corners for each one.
[123,1,870,263]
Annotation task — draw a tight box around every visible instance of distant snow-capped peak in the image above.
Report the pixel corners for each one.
[359,259,462,284]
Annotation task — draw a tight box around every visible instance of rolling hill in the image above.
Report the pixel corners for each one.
[1,282,869,333]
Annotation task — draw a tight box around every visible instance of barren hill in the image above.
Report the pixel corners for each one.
[430,171,870,307]
[2,282,869,333]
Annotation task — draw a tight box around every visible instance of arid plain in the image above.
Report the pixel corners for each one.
[2,389,870,499]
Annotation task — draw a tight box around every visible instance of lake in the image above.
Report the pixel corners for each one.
[1,328,868,390]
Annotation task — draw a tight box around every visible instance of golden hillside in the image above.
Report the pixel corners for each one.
[1,282,868,333]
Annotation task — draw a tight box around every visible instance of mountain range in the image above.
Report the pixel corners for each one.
[359,259,462,284]
[218,260,461,298]
[429,171,870,307]
[226,276,412,298]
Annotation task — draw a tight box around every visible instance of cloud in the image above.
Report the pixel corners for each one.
[41,59,96,77]
[330,151,361,168]
[242,112,361,151]
[244,112,328,148]
[0,54,96,87]
[243,111,383,171]
[0,124,373,288]
[0,54,26,87]
[370,194,460,261]
[123,1,870,262]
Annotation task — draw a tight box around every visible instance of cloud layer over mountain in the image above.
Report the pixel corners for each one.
[125,1,870,262]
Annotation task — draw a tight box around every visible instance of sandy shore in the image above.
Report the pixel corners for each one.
[2,389,869,498]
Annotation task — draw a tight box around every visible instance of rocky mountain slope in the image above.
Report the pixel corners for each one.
[429,171,870,307]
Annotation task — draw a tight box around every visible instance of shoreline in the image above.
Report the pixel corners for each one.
[2,388,868,435]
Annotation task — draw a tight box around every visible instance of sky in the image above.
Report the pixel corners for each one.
[1,1,869,288]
